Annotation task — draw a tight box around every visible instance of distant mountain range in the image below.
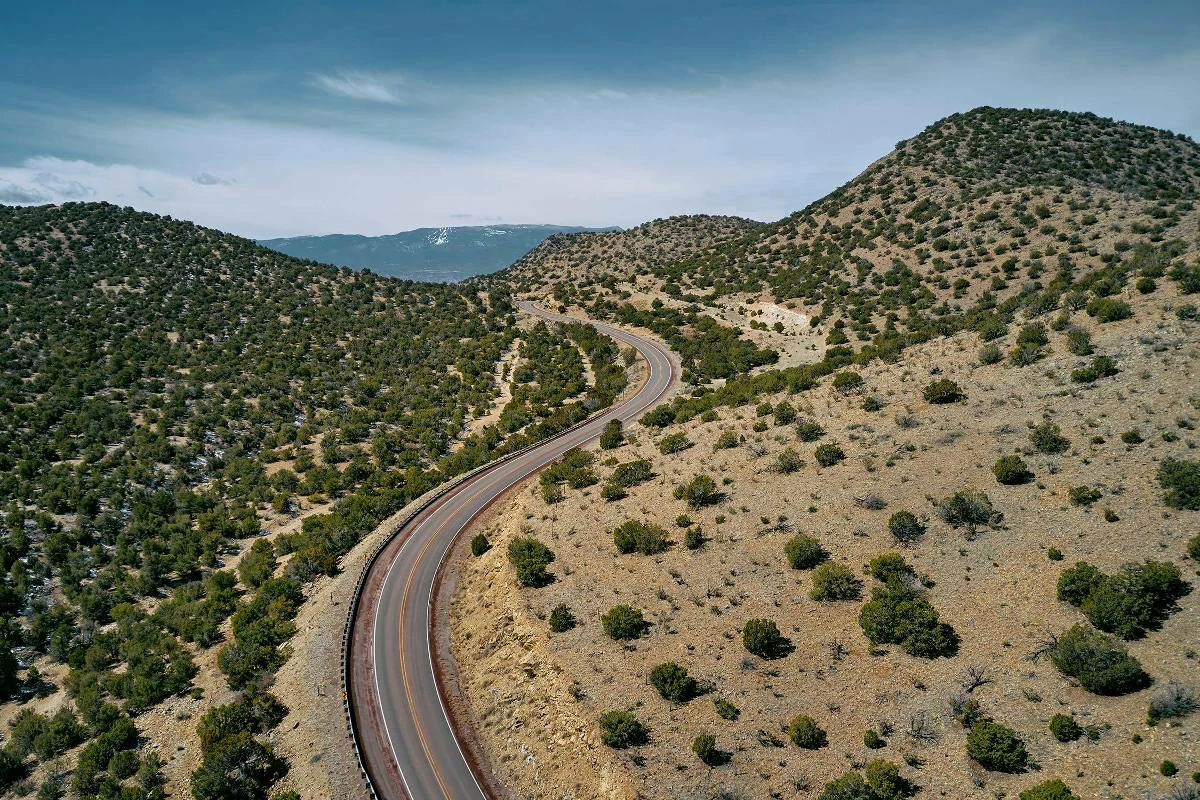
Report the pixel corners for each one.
[258,224,618,281]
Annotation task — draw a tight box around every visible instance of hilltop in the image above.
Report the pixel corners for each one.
[259,223,618,282]
[495,214,762,292]
[450,108,1200,800]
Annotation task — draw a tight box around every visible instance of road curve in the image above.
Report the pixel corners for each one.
[345,302,679,799]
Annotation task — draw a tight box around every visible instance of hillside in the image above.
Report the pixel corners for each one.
[494,214,762,293]
[259,223,618,282]
[450,108,1200,800]
[0,202,631,799]
[509,109,1198,369]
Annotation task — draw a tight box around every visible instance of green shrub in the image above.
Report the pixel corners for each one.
[1065,561,1187,639]
[1169,260,1200,293]
[887,511,925,543]
[774,402,797,424]
[549,604,576,633]
[683,526,704,550]
[863,729,885,749]
[1017,322,1049,348]
[640,406,675,428]
[923,379,965,404]
[1008,342,1044,367]
[599,420,624,449]
[817,773,874,800]
[542,481,563,504]
[1056,561,1104,606]
[938,489,1000,533]
[470,533,491,557]
[601,605,647,640]
[1120,429,1143,445]
[833,371,865,395]
[692,733,726,765]
[1065,327,1093,356]
[658,432,693,455]
[1047,547,1063,561]
[814,443,846,467]
[541,448,597,491]
[674,474,722,508]
[742,618,789,658]
[196,692,287,758]
[1086,297,1132,322]
[784,534,827,569]
[1070,355,1119,383]
[867,553,913,583]
[238,539,277,589]
[191,730,286,800]
[649,662,696,703]
[993,454,1033,485]
[1188,533,1200,561]
[979,344,1003,365]
[977,314,1009,341]
[788,715,827,749]
[1157,458,1200,510]
[714,430,740,450]
[1067,486,1102,506]
[597,710,649,748]
[863,759,913,800]
[776,448,805,473]
[1161,760,1178,777]
[810,562,862,601]
[506,537,555,587]
[600,483,627,501]
[1030,422,1070,454]
[859,581,958,658]
[966,721,1028,772]
[714,698,740,720]
[1019,779,1080,800]
[796,421,826,441]
[613,520,670,555]
[1010,323,1049,365]
[1049,624,1150,695]
[1049,713,1081,742]
[611,459,654,487]
[863,395,883,412]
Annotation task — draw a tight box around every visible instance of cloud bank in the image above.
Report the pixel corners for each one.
[1,30,1197,239]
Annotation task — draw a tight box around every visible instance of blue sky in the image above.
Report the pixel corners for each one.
[2,0,1198,238]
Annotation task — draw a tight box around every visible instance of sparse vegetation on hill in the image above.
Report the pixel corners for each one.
[451,106,1199,800]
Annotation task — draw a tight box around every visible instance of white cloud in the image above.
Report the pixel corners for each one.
[1,34,1197,239]
[310,70,406,104]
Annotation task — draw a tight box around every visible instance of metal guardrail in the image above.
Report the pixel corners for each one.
[339,312,670,800]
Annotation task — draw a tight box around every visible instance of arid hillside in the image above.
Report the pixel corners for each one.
[522,109,1199,360]
[494,214,762,295]
[450,108,1200,800]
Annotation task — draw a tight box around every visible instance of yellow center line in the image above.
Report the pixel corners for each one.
[384,308,672,799]
[397,475,498,798]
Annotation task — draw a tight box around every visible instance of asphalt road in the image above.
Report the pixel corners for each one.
[346,302,679,799]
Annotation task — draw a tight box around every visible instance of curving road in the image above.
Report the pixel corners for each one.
[345,302,679,799]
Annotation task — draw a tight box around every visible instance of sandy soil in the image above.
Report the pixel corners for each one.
[450,287,1199,800]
